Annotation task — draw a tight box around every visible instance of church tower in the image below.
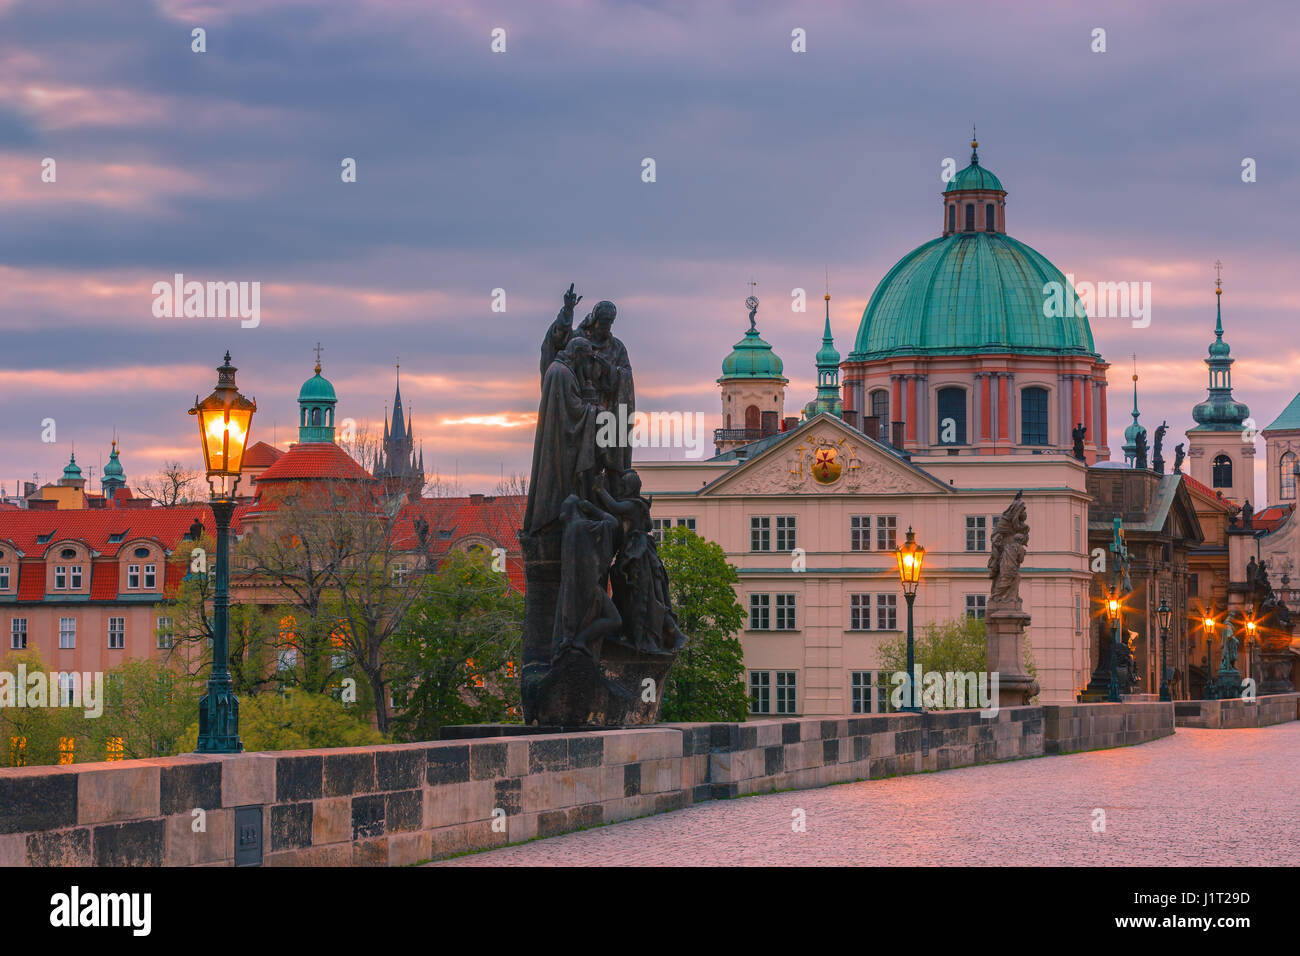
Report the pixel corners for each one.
[1186,267,1253,501]
[298,347,338,444]
[803,291,843,420]
[1121,368,1146,467]
[101,440,127,500]
[374,364,425,501]
[716,292,788,454]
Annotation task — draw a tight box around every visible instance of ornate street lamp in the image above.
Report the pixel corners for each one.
[1106,592,1123,702]
[894,526,925,712]
[1156,598,1173,702]
[1245,614,1257,688]
[1203,613,1217,700]
[189,352,255,753]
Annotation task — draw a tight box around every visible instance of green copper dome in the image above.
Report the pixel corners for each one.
[945,162,1004,193]
[850,232,1097,360]
[103,442,124,478]
[1190,291,1248,431]
[62,453,83,480]
[720,299,787,383]
[299,367,338,403]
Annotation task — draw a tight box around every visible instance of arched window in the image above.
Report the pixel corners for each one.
[1212,454,1233,488]
[1281,452,1297,499]
[965,204,975,232]
[301,408,307,427]
[1021,387,1049,445]
[936,387,967,445]
[311,407,321,427]
[947,205,955,233]
[870,389,889,441]
[986,203,995,231]
[745,404,760,431]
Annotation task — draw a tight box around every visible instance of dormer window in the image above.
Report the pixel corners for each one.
[108,532,126,544]
[70,566,82,589]
[129,564,140,589]
[60,548,77,559]
[133,546,150,558]
[37,533,53,544]
[144,564,157,589]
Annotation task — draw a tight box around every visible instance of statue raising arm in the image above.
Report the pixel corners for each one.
[541,283,583,379]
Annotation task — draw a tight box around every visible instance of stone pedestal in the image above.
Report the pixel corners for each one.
[986,607,1038,708]
[1259,651,1295,695]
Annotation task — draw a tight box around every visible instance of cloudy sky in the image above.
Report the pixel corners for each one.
[2,0,1296,500]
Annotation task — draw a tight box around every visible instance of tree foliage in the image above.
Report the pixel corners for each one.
[387,548,523,741]
[656,527,749,722]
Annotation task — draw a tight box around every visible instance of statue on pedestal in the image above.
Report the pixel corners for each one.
[1071,423,1086,461]
[1153,421,1167,474]
[520,285,689,726]
[985,491,1039,706]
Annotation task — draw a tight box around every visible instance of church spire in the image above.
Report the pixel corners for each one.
[1190,261,1249,432]
[804,278,843,420]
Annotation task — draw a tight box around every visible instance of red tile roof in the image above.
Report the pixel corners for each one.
[1182,473,1233,508]
[254,442,373,484]
[1253,505,1293,533]
[396,495,526,591]
[17,561,44,601]
[242,440,284,468]
[0,504,245,558]
[89,560,118,601]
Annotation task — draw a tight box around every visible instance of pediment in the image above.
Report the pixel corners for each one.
[703,414,950,496]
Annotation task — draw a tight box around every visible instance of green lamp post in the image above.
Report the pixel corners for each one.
[894,527,925,713]
[1156,598,1173,702]
[190,352,255,754]
[1203,613,1217,700]
[1105,592,1123,702]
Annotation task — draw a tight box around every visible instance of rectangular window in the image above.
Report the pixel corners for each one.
[749,671,771,714]
[0,567,8,590]
[850,515,870,552]
[106,738,125,762]
[55,566,67,589]
[70,566,82,589]
[650,518,669,544]
[749,593,770,630]
[58,674,76,707]
[1189,573,1199,597]
[966,515,987,552]
[1074,594,1082,633]
[750,516,771,552]
[108,617,125,650]
[937,387,967,444]
[674,518,696,531]
[875,672,893,714]
[775,671,797,714]
[775,516,797,552]
[851,671,872,714]
[875,593,898,630]
[774,593,797,630]
[1073,515,1081,553]
[10,618,27,650]
[59,617,76,649]
[965,594,987,620]
[849,593,872,630]
[1020,387,1049,445]
[128,564,140,589]
[144,564,156,589]
[157,617,174,649]
[58,736,74,765]
[875,515,898,551]
[277,647,298,671]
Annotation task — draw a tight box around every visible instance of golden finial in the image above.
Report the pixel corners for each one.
[824,265,830,301]
[1214,259,1223,296]
[313,341,324,374]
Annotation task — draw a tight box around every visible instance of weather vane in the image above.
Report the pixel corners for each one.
[1214,259,1223,294]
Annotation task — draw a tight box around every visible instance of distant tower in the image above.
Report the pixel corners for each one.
[374,363,425,501]
[1121,363,1147,467]
[803,288,843,420]
[59,450,86,490]
[716,290,788,454]
[101,440,127,499]
[298,345,338,444]
[1186,266,1252,500]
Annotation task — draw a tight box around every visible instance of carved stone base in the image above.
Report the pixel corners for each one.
[1258,651,1296,695]
[1211,667,1244,700]
[985,608,1039,708]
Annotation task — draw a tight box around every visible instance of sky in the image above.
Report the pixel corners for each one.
[2,0,1297,501]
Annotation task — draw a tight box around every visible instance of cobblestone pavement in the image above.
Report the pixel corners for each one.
[437,725,1299,866]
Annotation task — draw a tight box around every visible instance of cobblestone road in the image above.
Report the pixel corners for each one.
[437,725,1299,866]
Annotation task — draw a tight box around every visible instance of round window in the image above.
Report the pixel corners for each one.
[60,548,77,559]
[134,547,151,558]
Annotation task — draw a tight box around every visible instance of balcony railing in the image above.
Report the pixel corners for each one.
[714,428,763,443]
